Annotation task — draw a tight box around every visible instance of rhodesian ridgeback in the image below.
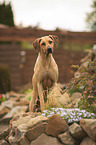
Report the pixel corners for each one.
[29,35,59,112]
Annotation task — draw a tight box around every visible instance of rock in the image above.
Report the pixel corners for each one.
[8,135,16,144]
[70,92,82,107]
[58,131,75,145]
[15,124,28,140]
[14,98,29,106]
[25,122,47,142]
[30,133,63,145]
[27,116,48,129]
[80,137,96,145]
[12,114,48,131]
[12,115,32,129]
[46,114,69,137]
[18,135,30,145]
[0,117,12,124]
[1,140,9,145]
[80,119,96,142]
[69,123,86,139]
[0,126,11,140]
[0,106,28,124]
[56,93,71,107]
[4,106,28,118]
[1,100,16,109]
[0,106,9,118]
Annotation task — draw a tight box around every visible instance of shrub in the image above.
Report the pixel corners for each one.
[0,64,11,93]
[65,58,96,112]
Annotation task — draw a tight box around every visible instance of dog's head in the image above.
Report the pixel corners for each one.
[33,35,58,56]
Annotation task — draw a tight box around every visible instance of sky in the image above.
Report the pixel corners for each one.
[0,0,92,31]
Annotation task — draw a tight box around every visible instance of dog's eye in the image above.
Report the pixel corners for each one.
[41,42,46,46]
[49,41,52,44]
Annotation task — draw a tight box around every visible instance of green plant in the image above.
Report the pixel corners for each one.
[65,58,96,112]
[0,64,11,93]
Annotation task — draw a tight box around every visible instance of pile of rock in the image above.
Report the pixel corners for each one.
[0,91,29,124]
[0,113,96,145]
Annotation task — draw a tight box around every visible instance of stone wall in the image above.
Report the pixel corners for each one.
[0,113,96,145]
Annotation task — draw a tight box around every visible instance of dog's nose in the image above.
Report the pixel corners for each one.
[47,46,52,54]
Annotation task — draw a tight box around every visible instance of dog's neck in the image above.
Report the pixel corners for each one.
[39,52,52,68]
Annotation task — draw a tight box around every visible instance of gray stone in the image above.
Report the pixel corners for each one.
[58,131,75,145]
[1,100,15,109]
[69,123,86,139]
[80,137,96,145]
[30,133,63,145]
[25,122,47,142]
[46,114,69,137]
[80,119,96,142]
[4,106,28,118]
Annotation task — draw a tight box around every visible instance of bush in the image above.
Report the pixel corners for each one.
[0,64,11,93]
[65,57,96,112]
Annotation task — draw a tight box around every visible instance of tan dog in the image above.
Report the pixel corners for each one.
[29,35,59,112]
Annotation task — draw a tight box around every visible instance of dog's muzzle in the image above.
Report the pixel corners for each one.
[46,46,52,55]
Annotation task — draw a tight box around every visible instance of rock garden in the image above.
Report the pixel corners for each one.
[0,50,96,145]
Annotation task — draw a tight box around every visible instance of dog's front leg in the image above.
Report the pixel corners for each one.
[29,75,38,112]
[37,83,45,112]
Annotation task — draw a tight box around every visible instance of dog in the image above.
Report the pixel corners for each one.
[29,35,59,112]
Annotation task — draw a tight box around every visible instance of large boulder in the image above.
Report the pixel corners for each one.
[80,119,96,142]
[46,114,68,137]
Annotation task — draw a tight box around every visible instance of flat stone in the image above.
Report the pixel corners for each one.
[12,115,48,131]
[80,137,96,145]
[1,100,16,109]
[4,106,28,118]
[12,115,32,129]
[46,114,69,137]
[25,122,47,142]
[69,123,86,139]
[27,116,48,129]
[58,131,75,145]
[30,133,63,145]
[80,119,96,142]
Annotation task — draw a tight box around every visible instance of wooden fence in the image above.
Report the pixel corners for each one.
[0,27,96,90]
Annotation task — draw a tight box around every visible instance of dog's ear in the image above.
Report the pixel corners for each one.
[49,35,58,48]
[33,38,41,52]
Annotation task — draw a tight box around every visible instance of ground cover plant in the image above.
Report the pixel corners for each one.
[42,107,96,124]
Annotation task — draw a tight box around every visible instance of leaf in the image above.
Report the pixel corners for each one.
[71,65,79,68]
